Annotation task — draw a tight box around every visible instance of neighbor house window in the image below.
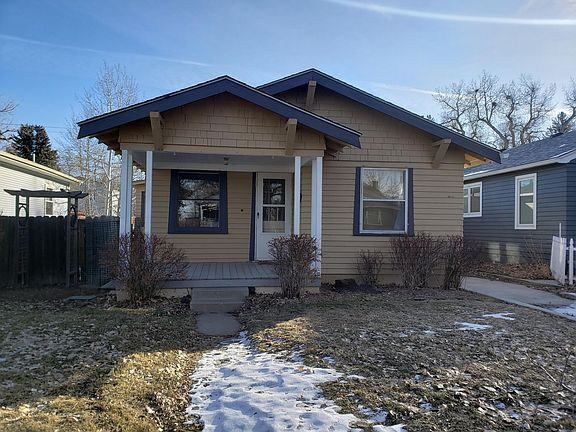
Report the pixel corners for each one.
[168,171,228,234]
[463,182,482,217]
[45,187,54,216]
[515,173,536,229]
[358,168,408,234]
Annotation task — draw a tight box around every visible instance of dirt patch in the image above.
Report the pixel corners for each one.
[239,290,576,431]
[475,262,552,281]
[0,289,222,432]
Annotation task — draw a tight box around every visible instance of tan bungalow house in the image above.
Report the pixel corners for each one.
[78,69,499,295]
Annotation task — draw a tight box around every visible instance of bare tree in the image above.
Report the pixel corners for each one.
[0,98,17,148]
[435,71,555,149]
[59,63,139,216]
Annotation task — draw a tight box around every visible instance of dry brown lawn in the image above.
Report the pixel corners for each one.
[0,288,222,432]
[240,288,576,432]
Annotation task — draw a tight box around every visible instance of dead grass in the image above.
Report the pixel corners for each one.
[239,289,576,431]
[0,288,222,432]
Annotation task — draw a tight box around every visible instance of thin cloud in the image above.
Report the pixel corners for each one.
[371,82,443,97]
[324,0,576,26]
[0,34,211,67]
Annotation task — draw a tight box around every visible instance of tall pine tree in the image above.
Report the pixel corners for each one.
[10,124,58,169]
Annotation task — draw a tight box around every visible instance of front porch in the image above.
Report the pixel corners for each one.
[120,150,326,272]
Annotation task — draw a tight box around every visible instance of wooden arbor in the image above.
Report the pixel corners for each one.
[4,189,88,289]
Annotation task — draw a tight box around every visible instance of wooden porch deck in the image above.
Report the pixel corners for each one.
[166,261,303,289]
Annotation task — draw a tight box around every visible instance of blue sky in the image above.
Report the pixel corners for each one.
[1,0,576,147]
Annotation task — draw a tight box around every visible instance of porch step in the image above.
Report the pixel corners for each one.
[190,287,249,313]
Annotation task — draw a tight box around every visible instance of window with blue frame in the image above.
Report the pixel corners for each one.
[168,171,228,234]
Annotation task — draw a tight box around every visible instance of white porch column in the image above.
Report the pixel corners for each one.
[119,149,133,236]
[293,156,301,235]
[311,156,323,271]
[144,150,153,236]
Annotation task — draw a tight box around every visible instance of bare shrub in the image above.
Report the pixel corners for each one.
[524,235,546,265]
[106,231,189,305]
[268,234,319,298]
[391,233,444,289]
[441,236,482,290]
[356,249,385,288]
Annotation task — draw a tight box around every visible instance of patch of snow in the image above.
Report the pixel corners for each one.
[345,374,367,381]
[422,330,436,336]
[358,405,388,423]
[187,331,405,431]
[482,312,515,321]
[419,402,434,411]
[454,322,492,331]
[373,425,407,432]
[322,356,336,365]
[553,303,576,318]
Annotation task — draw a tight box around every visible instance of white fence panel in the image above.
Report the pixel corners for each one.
[550,235,567,284]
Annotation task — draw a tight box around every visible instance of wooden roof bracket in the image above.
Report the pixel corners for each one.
[150,111,164,151]
[285,118,298,155]
[432,138,451,168]
[305,80,317,108]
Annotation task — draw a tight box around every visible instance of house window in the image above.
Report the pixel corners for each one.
[463,182,482,217]
[168,171,228,234]
[45,187,54,216]
[359,168,407,234]
[515,173,536,229]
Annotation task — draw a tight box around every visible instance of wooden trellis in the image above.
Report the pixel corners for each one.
[4,189,88,288]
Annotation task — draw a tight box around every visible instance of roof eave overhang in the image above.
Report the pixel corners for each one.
[259,70,500,163]
[464,154,576,181]
[77,77,362,149]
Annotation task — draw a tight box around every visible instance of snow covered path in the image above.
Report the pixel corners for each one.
[186,331,404,432]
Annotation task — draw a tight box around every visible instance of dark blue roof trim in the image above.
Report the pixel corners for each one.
[77,76,361,148]
[259,69,500,163]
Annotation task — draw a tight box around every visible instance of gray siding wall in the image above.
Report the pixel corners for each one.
[464,164,568,264]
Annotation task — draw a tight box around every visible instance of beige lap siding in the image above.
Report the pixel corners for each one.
[278,87,465,282]
[150,169,252,262]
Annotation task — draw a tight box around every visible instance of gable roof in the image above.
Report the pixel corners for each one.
[464,131,576,180]
[258,69,500,163]
[77,75,361,148]
[0,151,79,185]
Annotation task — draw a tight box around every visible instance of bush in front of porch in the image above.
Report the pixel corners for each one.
[268,234,319,299]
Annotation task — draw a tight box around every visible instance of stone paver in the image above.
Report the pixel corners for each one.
[196,313,241,336]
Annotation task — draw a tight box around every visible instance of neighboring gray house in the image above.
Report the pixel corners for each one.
[464,131,576,264]
[0,151,80,216]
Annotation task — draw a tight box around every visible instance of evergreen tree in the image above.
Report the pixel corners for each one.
[10,124,58,168]
[547,111,574,136]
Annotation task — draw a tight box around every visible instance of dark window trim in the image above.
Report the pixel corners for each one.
[353,167,414,237]
[168,170,228,234]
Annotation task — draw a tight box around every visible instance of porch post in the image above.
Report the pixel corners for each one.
[293,156,301,235]
[311,156,323,272]
[144,150,153,236]
[119,149,133,236]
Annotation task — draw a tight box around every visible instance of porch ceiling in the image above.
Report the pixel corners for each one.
[132,151,314,172]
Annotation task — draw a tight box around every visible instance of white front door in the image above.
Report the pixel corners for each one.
[255,173,292,261]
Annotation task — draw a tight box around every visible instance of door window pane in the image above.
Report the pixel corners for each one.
[263,179,285,205]
[263,207,285,233]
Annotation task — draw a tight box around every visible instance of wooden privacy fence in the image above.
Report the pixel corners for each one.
[0,216,119,289]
